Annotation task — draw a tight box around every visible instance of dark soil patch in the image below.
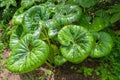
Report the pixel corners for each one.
[54,58,101,80]
[0,59,101,80]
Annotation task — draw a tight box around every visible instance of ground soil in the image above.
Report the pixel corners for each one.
[0,49,101,80]
[0,63,101,80]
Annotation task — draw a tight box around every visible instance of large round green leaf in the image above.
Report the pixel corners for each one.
[7,34,49,73]
[22,5,51,36]
[54,4,82,25]
[90,32,113,58]
[58,25,94,63]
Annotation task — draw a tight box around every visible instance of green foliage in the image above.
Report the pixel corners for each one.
[79,14,92,28]
[21,0,35,8]
[54,55,67,66]
[0,0,18,24]
[0,23,11,47]
[95,9,111,27]
[89,17,105,31]
[67,0,99,8]
[90,32,113,58]
[6,3,84,73]
[77,67,93,77]
[78,0,99,8]
[7,34,49,73]
[111,13,120,23]
[0,1,120,79]
[0,0,17,23]
[107,4,120,23]
[4,0,115,74]
[0,0,16,9]
[12,7,26,25]
[0,40,4,58]
[91,30,120,80]
[58,25,94,63]
[21,0,46,9]
[9,25,24,50]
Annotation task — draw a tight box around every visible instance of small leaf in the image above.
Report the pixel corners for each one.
[78,0,99,8]
[21,0,35,8]
[95,10,111,27]
[90,17,105,32]
[12,8,26,25]
[79,14,92,28]
[106,4,120,14]
[54,55,67,66]
[110,13,120,23]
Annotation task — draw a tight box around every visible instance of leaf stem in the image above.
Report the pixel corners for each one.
[45,61,53,68]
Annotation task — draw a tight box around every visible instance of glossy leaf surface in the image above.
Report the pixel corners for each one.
[21,0,35,9]
[23,5,51,37]
[54,4,82,25]
[79,0,99,8]
[0,0,16,8]
[79,14,92,28]
[47,4,82,39]
[7,34,49,73]
[12,8,25,25]
[10,25,24,50]
[90,17,105,32]
[58,25,94,63]
[54,55,67,66]
[90,32,113,58]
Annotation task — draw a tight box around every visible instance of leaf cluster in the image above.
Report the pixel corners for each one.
[0,0,120,79]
